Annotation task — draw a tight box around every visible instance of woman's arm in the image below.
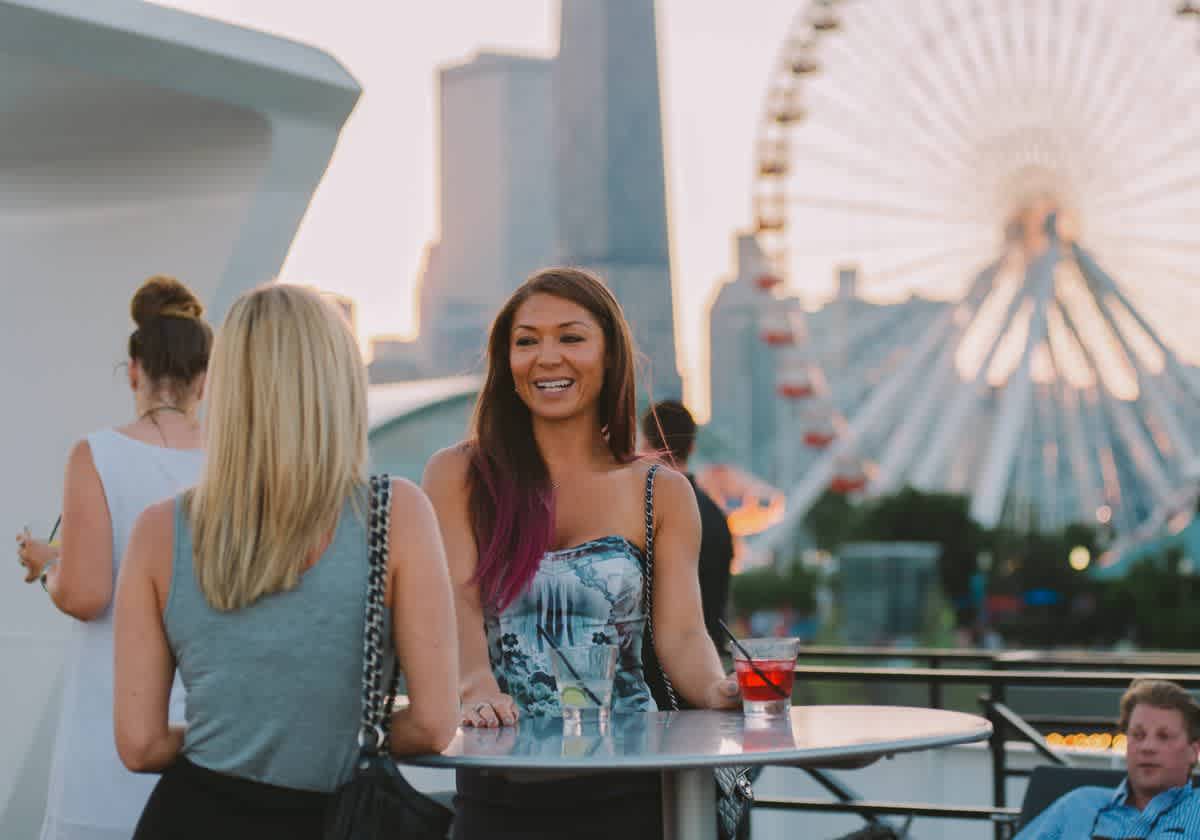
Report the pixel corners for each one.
[385,478,460,755]
[649,467,740,710]
[422,446,518,728]
[113,499,184,772]
[39,441,114,620]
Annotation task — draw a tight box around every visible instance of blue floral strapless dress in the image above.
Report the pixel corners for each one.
[484,536,655,718]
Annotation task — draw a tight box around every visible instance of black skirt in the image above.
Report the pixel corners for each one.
[452,768,663,840]
[133,756,330,840]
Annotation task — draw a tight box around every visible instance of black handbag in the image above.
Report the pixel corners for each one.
[639,464,755,840]
[324,475,454,840]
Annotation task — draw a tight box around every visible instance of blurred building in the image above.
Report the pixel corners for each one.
[708,235,793,482]
[367,335,427,384]
[554,0,682,398]
[707,237,949,487]
[417,51,556,377]
[368,376,480,479]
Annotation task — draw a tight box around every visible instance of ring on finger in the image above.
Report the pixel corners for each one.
[473,702,489,715]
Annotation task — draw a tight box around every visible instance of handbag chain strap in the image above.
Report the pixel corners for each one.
[641,463,680,711]
[360,475,400,753]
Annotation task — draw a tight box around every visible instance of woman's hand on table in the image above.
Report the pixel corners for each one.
[705,674,742,711]
[460,691,519,728]
[15,529,57,584]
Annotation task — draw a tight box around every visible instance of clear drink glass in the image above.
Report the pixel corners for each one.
[548,644,618,726]
[731,637,801,718]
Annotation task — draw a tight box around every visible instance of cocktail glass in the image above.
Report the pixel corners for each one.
[731,637,800,718]
[548,643,618,726]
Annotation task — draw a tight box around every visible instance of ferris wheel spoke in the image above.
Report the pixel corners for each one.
[871,2,983,160]
[1107,253,1200,282]
[820,9,971,174]
[913,0,988,141]
[1086,21,1193,169]
[1103,129,1200,199]
[815,69,972,181]
[941,0,1001,116]
[1076,245,1200,410]
[1089,232,1200,255]
[1044,309,1107,522]
[852,7,981,171]
[1071,1,1149,144]
[787,138,967,201]
[788,191,985,223]
[1076,257,1200,466]
[1056,294,1176,508]
[1083,10,1170,137]
[867,246,991,284]
[1094,173,1200,211]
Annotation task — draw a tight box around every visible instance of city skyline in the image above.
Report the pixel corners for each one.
[151,0,801,416]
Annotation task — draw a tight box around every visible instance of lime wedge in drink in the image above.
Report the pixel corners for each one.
[559,685,592,707]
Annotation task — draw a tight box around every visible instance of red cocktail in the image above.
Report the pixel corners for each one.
[730,637,801,717]
[735,659,796,702]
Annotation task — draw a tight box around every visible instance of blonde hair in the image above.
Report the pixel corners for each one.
[188,284,369,611]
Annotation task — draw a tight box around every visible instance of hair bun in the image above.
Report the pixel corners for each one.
[131,275,204,327]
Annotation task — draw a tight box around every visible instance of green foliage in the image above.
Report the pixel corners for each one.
[805,490,857,551]
[797,484,1196,645]
[731,561,819,616]
[804,485,987,618]
[1109,549,1200,650]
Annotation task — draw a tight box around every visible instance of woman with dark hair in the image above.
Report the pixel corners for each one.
[14,276,211,840]
[423,267,739,839]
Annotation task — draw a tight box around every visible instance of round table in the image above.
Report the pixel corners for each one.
[405,705,992,839]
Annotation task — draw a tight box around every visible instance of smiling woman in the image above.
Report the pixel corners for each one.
[421,266,741,840]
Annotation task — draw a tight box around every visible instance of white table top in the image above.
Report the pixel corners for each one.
[405,705,992,773]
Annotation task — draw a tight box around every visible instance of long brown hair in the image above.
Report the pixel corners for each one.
[468,267,639,610]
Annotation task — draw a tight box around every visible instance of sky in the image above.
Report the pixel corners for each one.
[151,1,1198,417]
[153,0,799,413]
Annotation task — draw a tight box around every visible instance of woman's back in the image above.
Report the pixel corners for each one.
[43,429,203,840]
[165,490,378,792]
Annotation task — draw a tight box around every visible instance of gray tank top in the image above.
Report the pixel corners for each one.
[165,489,380,792]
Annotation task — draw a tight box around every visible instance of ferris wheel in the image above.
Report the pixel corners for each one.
[745,0,1200,558]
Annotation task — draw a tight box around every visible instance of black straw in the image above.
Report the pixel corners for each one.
[717,619,792,700]
[536,626,605,707]
[47,516,61,544]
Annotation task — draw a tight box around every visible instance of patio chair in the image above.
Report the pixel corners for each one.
[1016,766,1127,830]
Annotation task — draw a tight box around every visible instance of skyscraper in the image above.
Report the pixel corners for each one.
[418,51,556,376]
[708,235,789,481]
[555,0,682,398]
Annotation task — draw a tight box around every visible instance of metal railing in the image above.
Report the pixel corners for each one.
[754,647,1200,840]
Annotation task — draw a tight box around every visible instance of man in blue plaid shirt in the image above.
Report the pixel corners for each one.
[1017,679,1200,839]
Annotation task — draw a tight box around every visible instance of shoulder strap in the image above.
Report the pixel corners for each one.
[359,475,398,754]
[641,464,679,710]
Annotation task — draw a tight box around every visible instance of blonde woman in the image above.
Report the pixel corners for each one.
[113,284,458,839]
[15,275,210,840]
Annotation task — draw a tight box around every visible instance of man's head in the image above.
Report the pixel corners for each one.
[642,400,697,470]
[1118,679,1200,802]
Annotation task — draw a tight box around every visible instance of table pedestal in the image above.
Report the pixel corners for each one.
[661,767,717,840]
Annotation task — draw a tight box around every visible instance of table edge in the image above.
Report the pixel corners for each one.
[402,721,993,773]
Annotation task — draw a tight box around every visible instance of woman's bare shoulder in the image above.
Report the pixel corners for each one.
[632,457,693,495]
[422,442,475,492]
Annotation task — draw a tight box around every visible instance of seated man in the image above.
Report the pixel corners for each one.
[1017,678,1200,838]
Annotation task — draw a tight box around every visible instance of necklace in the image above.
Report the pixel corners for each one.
[139,404,186,422]
[139,404,190,447]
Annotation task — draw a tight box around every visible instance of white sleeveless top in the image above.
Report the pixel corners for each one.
[40,429,203,840]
